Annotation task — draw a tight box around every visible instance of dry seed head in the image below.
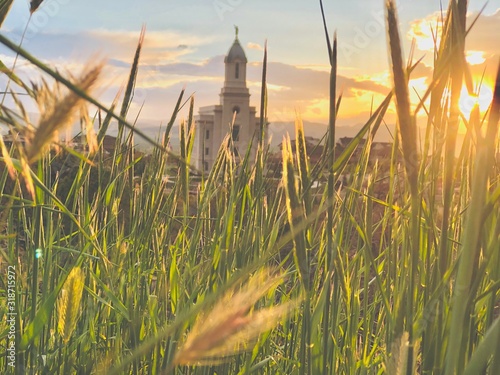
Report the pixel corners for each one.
[0,135,16,179]
[81,107,99,155]
[0,126,36,197]
[26,62,103,163]
[20,155,35,198]
[173,268,300,366]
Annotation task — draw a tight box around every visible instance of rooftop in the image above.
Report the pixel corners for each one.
[225,26,247,63]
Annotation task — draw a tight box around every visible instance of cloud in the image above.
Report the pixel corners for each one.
[4,28,212,66]
[404,8,499,104]
[0,28,221,108]
[407,11,443,52]
[247,42,263,51]
[249,62,390,121]
[407,8,500,56]
[0,27,393,125]
[257,62,389,97]
[124,56,392,122]
[133,57,390,96]
[465,8,500,56]
[408,61,433,80]
[143,55,225,79]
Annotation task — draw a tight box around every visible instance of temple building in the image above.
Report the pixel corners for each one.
[194,28,263,171]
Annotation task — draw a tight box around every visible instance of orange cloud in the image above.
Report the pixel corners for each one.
[407,11,443,52]
[408,8,499,58]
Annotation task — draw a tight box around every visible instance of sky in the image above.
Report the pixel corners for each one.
[1,0,499,135]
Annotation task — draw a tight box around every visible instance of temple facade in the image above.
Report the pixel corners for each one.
[194,28,262,172]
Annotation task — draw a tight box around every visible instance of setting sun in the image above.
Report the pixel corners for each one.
[465,50,487,65]
[459,82,494,119]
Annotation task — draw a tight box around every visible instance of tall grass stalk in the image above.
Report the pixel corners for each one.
[386,2,420,373]
[319,0,338,369]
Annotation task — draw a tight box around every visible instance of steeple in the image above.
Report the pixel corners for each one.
[224,26,247,88]
[225,25,247,64]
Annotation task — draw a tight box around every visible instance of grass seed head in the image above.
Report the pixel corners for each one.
[173,268,300,366]
[26,62,103,163]
[387,332,409,375]
[57,267,85,343]
[386,0,419,195]
[0,135,16,179]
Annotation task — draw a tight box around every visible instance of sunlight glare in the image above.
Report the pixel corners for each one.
[459,83,494,119]
[409,77,430,115]
[408,14,443,52]
[465,51,486,66]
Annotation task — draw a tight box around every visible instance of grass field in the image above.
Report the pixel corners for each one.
[1,0,499,374]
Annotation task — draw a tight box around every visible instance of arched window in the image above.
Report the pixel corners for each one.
[235,63,239,79]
